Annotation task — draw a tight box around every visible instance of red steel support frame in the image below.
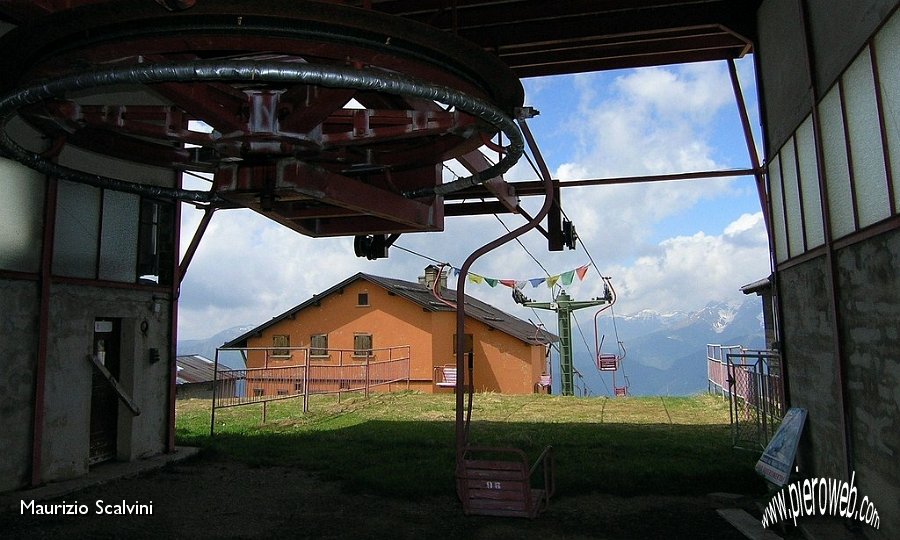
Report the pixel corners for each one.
[796,0,853,481]
[178,206,216,282]
[31,177,57,487]
[167,172,183,453]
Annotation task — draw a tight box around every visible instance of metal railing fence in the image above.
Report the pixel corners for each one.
[210,345,410,434]
[707,344,784,449]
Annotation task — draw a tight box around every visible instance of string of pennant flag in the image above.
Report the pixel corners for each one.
[446,264,591,289]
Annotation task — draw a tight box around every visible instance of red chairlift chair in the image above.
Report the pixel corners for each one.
[596,353,619,371]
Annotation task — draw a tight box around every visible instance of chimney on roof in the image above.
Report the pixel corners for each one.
[418,265,448,291]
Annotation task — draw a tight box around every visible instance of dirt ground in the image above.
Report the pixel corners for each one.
[1,454,771,539]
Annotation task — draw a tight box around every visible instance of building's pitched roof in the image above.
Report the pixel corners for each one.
[175,354,240,384]
[740,275,772,296]
[223,272,557,349]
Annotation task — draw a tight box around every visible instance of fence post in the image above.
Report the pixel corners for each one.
[303,359,310,413]
[365,351,371,399]
[210,348,219,436]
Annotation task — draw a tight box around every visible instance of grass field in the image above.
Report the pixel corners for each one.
[176,392,765,499]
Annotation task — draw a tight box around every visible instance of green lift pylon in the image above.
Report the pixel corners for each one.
[515,289,609,396]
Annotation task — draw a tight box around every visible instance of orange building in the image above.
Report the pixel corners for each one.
[223,268,556,394]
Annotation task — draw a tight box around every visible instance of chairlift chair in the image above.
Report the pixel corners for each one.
[434,365,458,388]
[596,353,619,371]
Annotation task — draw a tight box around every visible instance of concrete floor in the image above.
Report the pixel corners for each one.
[0,447,200,513]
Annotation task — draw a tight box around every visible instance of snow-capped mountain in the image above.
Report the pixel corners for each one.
[576,298,765,396]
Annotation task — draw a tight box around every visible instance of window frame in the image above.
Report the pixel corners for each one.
[271,334,291,357]
[309,333,329,357]
[353,333,373,358]
[357,292,369,306]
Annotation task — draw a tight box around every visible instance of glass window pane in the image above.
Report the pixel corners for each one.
[53,180,100,278]
[819,86,855,238]
[0,159,44,272]
[874,10,900,213]
[796,116,825,248]
[781,137,805,257]
[843,48,889,228]
[99,190,139,282]
[769,154,789,263]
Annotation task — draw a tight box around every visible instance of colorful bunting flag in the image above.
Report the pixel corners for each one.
[576,264,589,281]
[454,264,596,291]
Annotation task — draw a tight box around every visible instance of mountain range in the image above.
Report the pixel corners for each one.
[176,325,254,370]
[577,298,765,396]
[177,299,766,396]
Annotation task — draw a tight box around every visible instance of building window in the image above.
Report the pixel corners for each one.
[50,180,174,285]
[277,390,287,396]
[294,382,304,393]
[310,334,329,357]
[357,292,369,306]
[137,199,175,285]
[272,334,290,357]
[253,388,264,397]
[353,333,373,357]
[453,334,474,354]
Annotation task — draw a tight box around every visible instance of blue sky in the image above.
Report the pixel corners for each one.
[178,57,770,340]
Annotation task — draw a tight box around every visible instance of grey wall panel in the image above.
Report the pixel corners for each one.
[0,280,38,491]
[757,0,814,154]
[807,0,899,95]
[837,229,900,539]
[779,258,847,481]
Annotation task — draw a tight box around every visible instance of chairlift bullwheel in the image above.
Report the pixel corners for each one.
[0,0,524,236]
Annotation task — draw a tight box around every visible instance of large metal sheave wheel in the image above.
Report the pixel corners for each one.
[0,0,525,237]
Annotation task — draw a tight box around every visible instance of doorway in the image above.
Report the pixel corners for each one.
[90,318,121,465]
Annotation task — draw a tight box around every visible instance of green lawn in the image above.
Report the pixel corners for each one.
[176,392,764,499]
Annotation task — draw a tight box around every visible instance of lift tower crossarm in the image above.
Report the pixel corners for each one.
[521,290,607,396]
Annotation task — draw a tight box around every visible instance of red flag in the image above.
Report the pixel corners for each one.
[576,264,589,281]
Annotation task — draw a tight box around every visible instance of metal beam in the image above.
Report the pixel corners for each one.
[444,201,512,216]
[444,167,759,201]
[31,176,57,487]
[178,206,216,282]
[214,159,442,234]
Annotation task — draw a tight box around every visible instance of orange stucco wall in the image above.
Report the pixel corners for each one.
[245,278,548,394]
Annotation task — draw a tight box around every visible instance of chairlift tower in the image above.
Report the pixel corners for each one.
[514,289,608,396]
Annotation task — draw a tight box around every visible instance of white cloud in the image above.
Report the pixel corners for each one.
[603,212,770,314]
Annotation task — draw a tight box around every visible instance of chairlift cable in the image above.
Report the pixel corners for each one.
[572,311,609,396]
[494,214,552,278]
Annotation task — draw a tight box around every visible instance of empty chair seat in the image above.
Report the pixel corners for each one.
[457,446,555,518]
